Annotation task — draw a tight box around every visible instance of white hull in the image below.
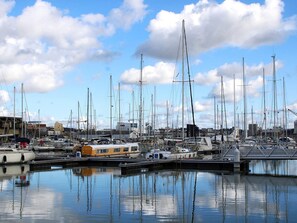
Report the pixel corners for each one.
[0,149,35,164]
[62,145,75,152]
[128,152,141,158]
[168,152,197,159]
[31,145,56,152]
[146,149,197,160]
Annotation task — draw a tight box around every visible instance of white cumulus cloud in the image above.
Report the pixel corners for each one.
[137,0,297,60]
[120,61,175,85]
[0,0,147,93]
[109,0,147,30]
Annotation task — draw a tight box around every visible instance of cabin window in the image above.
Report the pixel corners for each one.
[114,148,120,152]
[131,146,138,151]
[123,147,129,152]
[97,149,108,154]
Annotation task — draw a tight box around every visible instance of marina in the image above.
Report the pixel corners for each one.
[1,137,297,223]
[0,0,296,222]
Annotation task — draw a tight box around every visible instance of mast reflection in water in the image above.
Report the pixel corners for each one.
[1,161,297,222]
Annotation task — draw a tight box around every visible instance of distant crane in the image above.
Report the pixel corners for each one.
[288,109,297,117]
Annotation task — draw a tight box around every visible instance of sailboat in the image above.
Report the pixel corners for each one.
[146,20,212,160]
[0,86,35,164]
[176,20,213,153]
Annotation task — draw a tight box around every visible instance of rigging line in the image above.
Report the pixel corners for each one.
[78,102,86,130]
[22,87,31,122]
[112,83,118,122]
[174,34,182,79]
[222,78,228,141]
[168,34,181,129]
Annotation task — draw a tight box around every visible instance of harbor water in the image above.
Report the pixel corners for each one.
[1,160,297,222]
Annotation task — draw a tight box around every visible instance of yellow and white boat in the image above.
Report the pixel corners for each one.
[81,143,140,158]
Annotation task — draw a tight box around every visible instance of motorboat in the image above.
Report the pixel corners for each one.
[145,146,197,160]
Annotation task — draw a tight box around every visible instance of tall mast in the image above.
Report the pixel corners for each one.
[13,86,16,139]
[118,82,121,139]
[110,75,113,138]
[184,19,197,139]
[69,109,72,140]
[283,77,287,138]
[24,108,27,138]
[272,55,277,140]
[132,90,134,129]
[77,101,80,132]
[214,96,216,142]
[220,76,224,142]
[251,106,254,136]
[262,68,267,140]
[223,76,228,141]
[21,83,24,137]
[129,103,131,129]
[233,74,236,135]
[90,92,93,135]
[143,98,145,135]
[38,109,40,138]
[153,86,156,137]
[166,100,169,130]
[150,94,153,136]
[242,57,247,140]
[181,20,185,140]
[86,88,89,141]
[139,54,143,139]
[94,109,96,133]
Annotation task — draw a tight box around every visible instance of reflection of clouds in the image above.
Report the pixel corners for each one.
[195,174,293,220]
[0,179,9,189]
[250,160,297,176]
[2,167,297,222]
[122,194,177,216]
[1,187,61,219]
[26,189,63,218]
[119,171,286,219]
[1,185,83,222]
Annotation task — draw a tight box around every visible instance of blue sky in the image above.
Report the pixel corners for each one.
[0,0,296,131]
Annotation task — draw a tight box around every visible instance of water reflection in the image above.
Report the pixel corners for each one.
[0,163,297,222]
[249,160,297,176]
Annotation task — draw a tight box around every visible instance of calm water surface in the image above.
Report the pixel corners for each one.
[1,160,297,222]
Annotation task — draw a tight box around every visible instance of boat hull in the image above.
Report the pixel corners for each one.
[146,150,197,160]
[82,143,140,158]
[0,150,35,164]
